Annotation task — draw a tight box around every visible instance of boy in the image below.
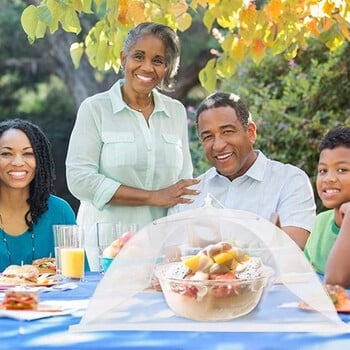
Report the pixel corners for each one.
[304,126,350,287]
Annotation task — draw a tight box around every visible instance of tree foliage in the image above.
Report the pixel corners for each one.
[21,0,350,92]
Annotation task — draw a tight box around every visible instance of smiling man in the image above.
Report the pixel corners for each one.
[168,91,316,249]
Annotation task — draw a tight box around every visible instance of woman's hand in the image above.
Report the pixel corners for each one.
[151,178,200,208]
[109,179,200,208]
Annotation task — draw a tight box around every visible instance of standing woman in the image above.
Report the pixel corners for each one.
[0,119,76,272]
[66,22,199,270]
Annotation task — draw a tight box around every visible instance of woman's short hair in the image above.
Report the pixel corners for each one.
[122,22,180,91]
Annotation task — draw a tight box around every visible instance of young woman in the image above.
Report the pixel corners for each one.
[0,119,76,271]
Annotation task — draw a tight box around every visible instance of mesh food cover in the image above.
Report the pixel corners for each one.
[71,200,350,333]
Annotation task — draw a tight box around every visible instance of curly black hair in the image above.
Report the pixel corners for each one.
[0,118,55,230]
[319,126,350,152]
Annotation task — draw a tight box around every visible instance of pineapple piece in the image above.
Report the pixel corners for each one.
[183,255,201,273]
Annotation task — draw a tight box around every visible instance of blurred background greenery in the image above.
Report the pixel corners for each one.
[1,0,349,213]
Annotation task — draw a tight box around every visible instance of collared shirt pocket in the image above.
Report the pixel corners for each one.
[101,132,137,166]
[162,133,183,169]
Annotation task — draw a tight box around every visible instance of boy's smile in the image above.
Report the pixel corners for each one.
[317,146,350,209]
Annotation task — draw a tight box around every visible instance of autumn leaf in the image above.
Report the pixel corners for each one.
[265,0,283,21]
[307,18,320,36]
[251,38,265,64]
[118,0,129,25]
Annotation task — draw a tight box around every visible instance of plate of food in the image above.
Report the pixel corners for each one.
[299,284,350,313]
[0,264,59,289]
[0,290,70,320]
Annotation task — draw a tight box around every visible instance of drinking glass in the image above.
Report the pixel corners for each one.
[53,225,85,281]
[97,222,139,273]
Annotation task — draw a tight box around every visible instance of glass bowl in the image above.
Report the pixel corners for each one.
[154,262,273,321]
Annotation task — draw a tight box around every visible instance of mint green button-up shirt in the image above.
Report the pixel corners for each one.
[66,80,193,270]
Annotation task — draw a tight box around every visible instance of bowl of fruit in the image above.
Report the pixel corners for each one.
[154,241,273,321]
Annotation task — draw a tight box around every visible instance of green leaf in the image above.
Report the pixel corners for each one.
[82,0,93,13]
[199,58,217,93]
[203,9,216,32]
[37,4,52,25]
[21,5,38,42]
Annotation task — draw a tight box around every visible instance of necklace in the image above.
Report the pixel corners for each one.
[121,88,154,113]
[0,213,34,265]
[125,98,153,113]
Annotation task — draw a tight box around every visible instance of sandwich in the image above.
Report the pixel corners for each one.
[1,264,39,284]
[32,257,56,275]
[1,290,39,310]
[325,284,348,308]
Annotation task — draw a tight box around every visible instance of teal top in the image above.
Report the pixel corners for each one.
[304,209,340,274]
[0,195,76,272]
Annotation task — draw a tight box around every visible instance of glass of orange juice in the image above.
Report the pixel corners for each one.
[54,225,85,281]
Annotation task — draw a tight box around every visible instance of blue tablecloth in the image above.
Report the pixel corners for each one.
[1,272,350,349]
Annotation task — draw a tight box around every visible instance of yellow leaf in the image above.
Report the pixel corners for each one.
[284,43,298,60]
[217,55,237,78]
[231,36,246,63]
[35,20,47,39]
[71,0,83,13]
[47,0,59,33]
[21,5,38,41]
[199,58,217,92]
[60,5,81,34]
[169,1,188,16]
[82,0,93,14]
[203,7,216,31]
[111,28,128,58]
[177,13,192,31]
[325,31,344,51]
[190,0,208,9]
[96,32,109,70]
[70,42,84,69]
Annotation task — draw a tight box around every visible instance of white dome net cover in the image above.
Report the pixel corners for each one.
[71,203,350,333]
